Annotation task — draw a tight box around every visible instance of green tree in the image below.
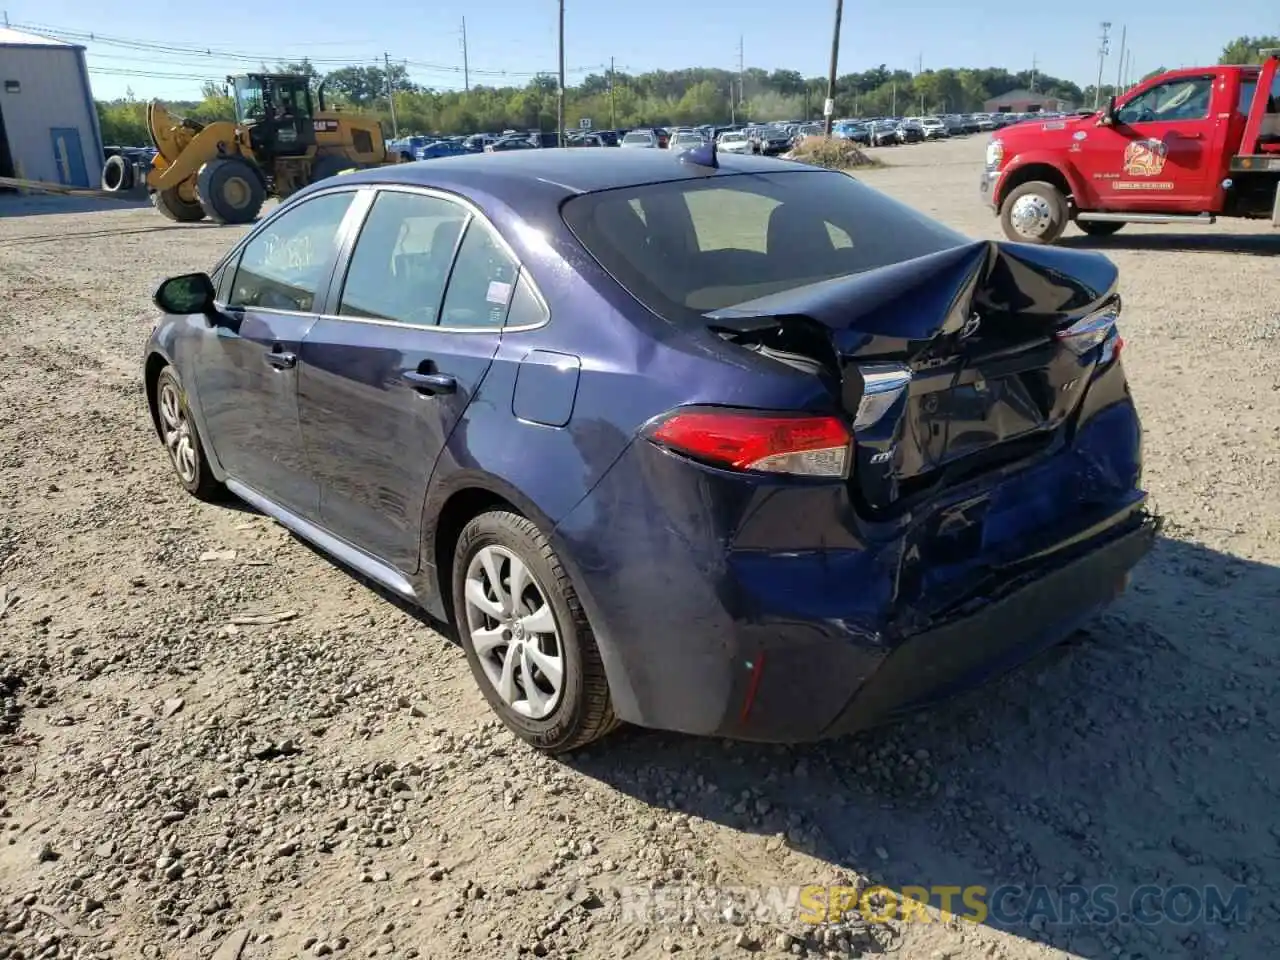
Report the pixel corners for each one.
[1219,36,1280,65]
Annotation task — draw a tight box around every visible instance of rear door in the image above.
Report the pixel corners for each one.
[297,186,522,571]
[197,189,358,519]
[1086,72,1218,210]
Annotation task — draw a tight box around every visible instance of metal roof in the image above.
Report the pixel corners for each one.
[0,26,79,49]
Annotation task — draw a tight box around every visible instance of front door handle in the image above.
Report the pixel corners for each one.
[403,371,457,395]
[264,349,297,370]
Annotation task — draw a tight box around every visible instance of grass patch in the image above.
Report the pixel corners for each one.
[786,135,885,171]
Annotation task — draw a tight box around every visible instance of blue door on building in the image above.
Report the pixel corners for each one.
[50,127,89,187]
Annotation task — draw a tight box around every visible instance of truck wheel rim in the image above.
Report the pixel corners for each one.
[464,545,564,720]
[1010,194,1054,239]
[224,177,251,209]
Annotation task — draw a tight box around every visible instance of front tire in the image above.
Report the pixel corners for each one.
[452,510,617,754]
[196,157,266,225]
[1000,181,1068,244]
[154,367,221,501]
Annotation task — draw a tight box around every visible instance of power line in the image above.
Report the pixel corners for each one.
[14,19,606,80]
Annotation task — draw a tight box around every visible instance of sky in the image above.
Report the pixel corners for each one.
[6,0,1278,102]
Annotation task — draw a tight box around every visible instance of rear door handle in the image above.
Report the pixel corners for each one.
[264,349,297,369]
[403,371,457,395]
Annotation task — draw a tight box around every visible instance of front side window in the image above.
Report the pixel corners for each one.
[228,191,354,312]
[232,76,265,123]
[1118,76,1215,124]
[338,191,470,327]
[562,170,967,323]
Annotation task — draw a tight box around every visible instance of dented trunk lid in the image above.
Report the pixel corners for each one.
[704,240,1122,513]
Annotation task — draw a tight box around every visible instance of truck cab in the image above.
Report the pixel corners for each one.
[981,55,1280,243]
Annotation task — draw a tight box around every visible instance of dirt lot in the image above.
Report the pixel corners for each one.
[1,137,1279,960]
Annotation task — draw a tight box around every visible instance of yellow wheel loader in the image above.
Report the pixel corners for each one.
[146,73,393,225]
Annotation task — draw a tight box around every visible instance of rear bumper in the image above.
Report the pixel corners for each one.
[821,508,1159,738]
[555,476,1158,743]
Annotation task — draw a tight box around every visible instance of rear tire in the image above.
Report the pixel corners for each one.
[153,186,205,222]
[999,180,1068,244]
[196,157,266,225]
[102,155,132,192]
[452,510,618,754]
[308,153,356,184]
[1076,220,1125,237]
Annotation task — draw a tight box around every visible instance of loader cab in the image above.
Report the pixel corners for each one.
[230,73,316,159]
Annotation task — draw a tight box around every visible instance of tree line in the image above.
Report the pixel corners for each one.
[96,34,1280,147]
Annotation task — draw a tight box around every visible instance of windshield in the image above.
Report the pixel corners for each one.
[623,132,653,144]
[561,171,968,326]
[231,76,265,122]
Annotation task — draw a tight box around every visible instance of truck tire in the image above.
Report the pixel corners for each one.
[1076,220,1125,237]
[308,153,356,184]
[1000,181,1068,244]
[153,186,205,223]
[196,157,266,225]
[102,155,133,192]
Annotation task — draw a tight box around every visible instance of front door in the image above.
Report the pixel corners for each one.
[1084,73,1218,211]
[298,188,521,571]
[196,189,359,519]
[50,127,88,187]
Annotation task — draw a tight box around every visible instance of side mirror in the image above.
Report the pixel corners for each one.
[1098,95,1118,126]
[154,272,216,316]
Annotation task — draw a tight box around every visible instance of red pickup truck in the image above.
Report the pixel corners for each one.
[980,54,1280,243]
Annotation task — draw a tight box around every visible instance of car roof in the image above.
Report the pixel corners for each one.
[329,148,807,199]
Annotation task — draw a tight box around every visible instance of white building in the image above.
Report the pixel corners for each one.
[0,27,104,188]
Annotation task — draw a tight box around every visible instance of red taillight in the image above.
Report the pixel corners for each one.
[645,409,851,478]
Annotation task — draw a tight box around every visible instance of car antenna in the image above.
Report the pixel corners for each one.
[679,139,718,170]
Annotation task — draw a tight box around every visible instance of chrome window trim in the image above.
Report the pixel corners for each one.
[211,181,553,334]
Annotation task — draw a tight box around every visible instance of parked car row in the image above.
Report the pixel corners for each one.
[384,109,1067,162]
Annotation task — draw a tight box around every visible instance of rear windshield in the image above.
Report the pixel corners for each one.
[561,170,968,324]
[623,132,653,144]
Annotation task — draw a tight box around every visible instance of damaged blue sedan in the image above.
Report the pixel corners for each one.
[143,146,1159,753]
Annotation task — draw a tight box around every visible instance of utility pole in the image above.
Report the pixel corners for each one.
[609,56,616,129]
[557,0,565,147]
[1030,53,1038,92]
[823,0,842,135]
[738,35,745,121]
[460,18,470,92]
[384,52,399,138]
[1094,21,1112,108]
[1114,25,1126,98]
[892,80,897,116]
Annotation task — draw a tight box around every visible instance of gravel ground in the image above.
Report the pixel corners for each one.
[1,138,1278,960]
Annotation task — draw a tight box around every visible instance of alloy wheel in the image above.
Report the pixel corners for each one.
[157,380,198,484]
[463,545,565,720]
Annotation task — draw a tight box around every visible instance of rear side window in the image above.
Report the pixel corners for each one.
[561,171,966,324]
[438,218,520,328]
[338,191,469,327]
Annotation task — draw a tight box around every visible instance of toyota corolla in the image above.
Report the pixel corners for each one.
[143,146,1158,753]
